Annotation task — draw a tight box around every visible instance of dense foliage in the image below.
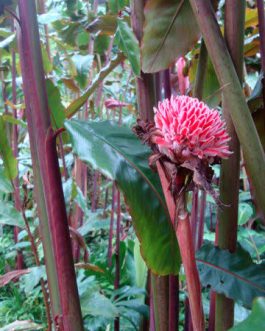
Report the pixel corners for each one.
[0,0,265,330]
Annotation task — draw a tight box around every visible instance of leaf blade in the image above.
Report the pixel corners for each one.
[142,0,200,73]
[65,119,180,275]
[196,242,265,307]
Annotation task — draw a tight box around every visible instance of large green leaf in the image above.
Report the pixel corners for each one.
[142,0,200,73]
[196,242,265,307]
[0,115,18,181]
[229,298,265,331]
[116,19,140,76]
[65,120,180,275]
[0,201,25,228]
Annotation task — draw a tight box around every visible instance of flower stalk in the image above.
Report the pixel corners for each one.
[156,161,204,331]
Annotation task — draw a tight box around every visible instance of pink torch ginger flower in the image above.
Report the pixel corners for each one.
[153,95,232,163]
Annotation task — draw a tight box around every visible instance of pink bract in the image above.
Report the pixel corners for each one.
[154,95,232,162]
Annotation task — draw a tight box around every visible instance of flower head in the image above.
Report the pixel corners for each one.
[153,95,231,163]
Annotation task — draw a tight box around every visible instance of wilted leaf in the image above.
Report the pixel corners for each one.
[245,8,258,28]
[86,15,117,35]
[142,0,200,73]
[75,263,104,273]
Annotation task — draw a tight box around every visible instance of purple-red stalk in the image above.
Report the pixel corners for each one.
[163,69,179,331]
[114,190,121,331]
[197,191,206,250]
[17,1,84,329]
[91,170,99,212]
[108,184,116,266]
[156,161,204,331]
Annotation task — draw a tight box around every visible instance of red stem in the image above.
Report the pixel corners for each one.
[91,170,99,212]
[114,190,121,331]
[168,275,179,331]
[156,161,204,331]
[18,2,83,329]
[197,191,206,250]
[108,184,116,266]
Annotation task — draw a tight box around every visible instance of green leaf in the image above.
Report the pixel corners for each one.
[0,115,18,181]
[45,79,66,129]
[116,19,140,76]
[71,54,94,88]
[41,44,53,74]
[2,114,27,128]
[196,242,265,307]
[0,167,13,193]
[134,238,148,289]
[229,298,265,331]
[0,201,25,228]
[20,266,46,293]
[76,31,89,48]
[82,291,118,318]
[65,120,180,275]
[238,203,253,226]
[142,0,200,73]
[65,53,125,118]
[94,35,110,55]
[108,0,128,13]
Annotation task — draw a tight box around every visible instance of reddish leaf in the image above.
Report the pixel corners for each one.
[0,269,30,287]
[104,98,130,109]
